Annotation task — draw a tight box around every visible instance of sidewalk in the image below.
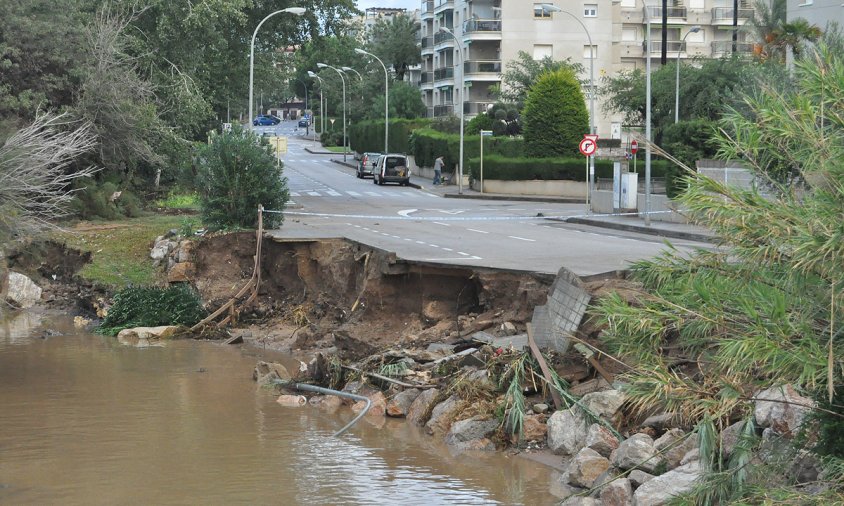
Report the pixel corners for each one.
[329,157,716,243]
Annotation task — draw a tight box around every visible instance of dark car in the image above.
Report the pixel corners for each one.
[357,152,381,179]
[297,119,309,128]
[373,154,410,186]
[253,115,281,126]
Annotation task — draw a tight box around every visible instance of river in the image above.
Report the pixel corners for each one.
[0,312,560,505]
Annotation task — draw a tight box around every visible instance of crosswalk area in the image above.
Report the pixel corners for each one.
[289,189,437,199]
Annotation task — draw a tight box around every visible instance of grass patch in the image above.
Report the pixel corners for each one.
[154,191,200,210]
[322,145,349,153]
[52,214,201,287]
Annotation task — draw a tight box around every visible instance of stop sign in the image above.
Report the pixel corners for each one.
[631,140,639,154]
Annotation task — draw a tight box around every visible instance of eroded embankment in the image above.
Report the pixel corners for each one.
[192,232,555,353]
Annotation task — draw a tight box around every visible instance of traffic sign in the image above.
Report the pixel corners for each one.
[480,130,493,137]
[631,140,639,154]
[579,137,597,156]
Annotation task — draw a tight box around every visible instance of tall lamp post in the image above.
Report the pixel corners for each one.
[355,48,390,154]
[317,63,348,162]
[644,4,653,226]
[541,4,595,207]
[439,27,464,194]
[294,77,310,134]
[675,26,701,124]
[249,7,305,127]
[307,71,325,136]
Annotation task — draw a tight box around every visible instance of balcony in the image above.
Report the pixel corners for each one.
[434,67,454,80]
[434,31,455,46]
[643,5,687,21]
[434,104,454,116]
[426,107,435,118]
[421,36,434,55]
[420,71,434,89]
[463,60,501,81]
[433,0,454,15]
[421,0,434,19]
[711,40,754,56]
[711,7,754,25]
[464,102,493,115]
[463,18,502,42]
[643,39,683,53]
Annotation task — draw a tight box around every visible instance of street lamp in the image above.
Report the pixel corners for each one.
[675,25,701,124]
[540,3,595,207]
[249,7,305,127]
[307,71,326,136]
[341,66,362,80]
[355,48,390,154]
[317,63,348,162]
[644,4,654,226]
[439,27,464,194]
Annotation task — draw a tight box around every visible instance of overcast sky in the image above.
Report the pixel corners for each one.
[356,0,419,11]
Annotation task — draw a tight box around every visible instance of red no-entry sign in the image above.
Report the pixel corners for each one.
[579,135,598,156]
[631,140,639,154]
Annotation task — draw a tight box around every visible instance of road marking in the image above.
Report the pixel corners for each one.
[433,222,450,227]
[346,191,361,197]
[415,240,426,244]
[398,209,418,218]
[326,190,341,196]
[307,192,320,196]
[508,236,536,242]
[467,228,488,234]
[290,192,300,197]
[422,256,483,261]
[365,192,380,197]
[458,252,470,256]
[442,248,453,252]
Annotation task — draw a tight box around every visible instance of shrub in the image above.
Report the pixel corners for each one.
[522,68,589,157]
[466,154,673,182]
[348,118,430,154]
[69,178,145,219]
[98,284,206,336]
[409,128,526,169]
[466,113,495,135]
[195,126,288,229]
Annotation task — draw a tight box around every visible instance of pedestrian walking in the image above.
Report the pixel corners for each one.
[433,155,444,185]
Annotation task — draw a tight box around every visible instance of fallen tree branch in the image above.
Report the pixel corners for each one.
[342,365,436,389]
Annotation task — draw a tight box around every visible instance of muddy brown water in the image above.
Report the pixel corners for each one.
[0,313,560,505]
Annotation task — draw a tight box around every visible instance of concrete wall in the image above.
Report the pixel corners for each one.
[469,179,589,198]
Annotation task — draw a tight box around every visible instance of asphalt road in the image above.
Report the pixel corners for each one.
[265,121,707,277]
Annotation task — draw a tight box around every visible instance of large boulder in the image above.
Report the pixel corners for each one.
[567,447,611,488]
[168,262,196,283]
[600,477,633,506]
[654,428,697,470]
[117,326,185,347]
[407,388,440,426]
[586,423,620,457]
[522,414,548,442]
[6,272,42,308]
[547,409,590,455]
[425,394,464,436]
[253,361,292,388]
[445,417,498,451]
[632,461,702,506]
[386,388,421,417]
[580,389,627,419]
[177,240,195,263]
[352,391,387,417]
[611,433,663,473]
[561,497,600,506]
[754,384,815,436]
[276,395,307,407]
[628,469,655,488]
[718,420,745,460]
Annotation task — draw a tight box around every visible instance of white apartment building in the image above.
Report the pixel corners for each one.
[786,0,844,30]
[418,0,756,138]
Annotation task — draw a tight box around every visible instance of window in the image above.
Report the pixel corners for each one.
[622,26,637,42]
[533,44,553,60]
[689,0,705,9]
[584,4,597,17]
[534,3,552,18]
[583,45,597,59]
[620,0,635,7]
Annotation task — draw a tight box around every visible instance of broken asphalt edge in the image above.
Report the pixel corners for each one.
[560,217,716,244]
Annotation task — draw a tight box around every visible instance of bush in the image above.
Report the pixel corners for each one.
[523,68,589,158]
[466,113,495,135]
[466,154,674,182]
[69,178,145,219]
[409,128,526,169]
[348,118,430,154]
[195,126,288,229]
[98,284,206,336]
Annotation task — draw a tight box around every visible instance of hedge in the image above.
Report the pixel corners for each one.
[465,154,674,183]
[348,118,431,154]
[409,128,526,172]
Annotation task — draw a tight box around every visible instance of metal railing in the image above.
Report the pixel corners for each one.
[463,60,501,74]
[597,177,666,194]
[434,67,454,80]
[420,72,434,84]
[644,5,687,19]
[422,0,433,13]
[464,19,501,33]
[463,102,492,114]
[711,40,754,54]
[643,39,684,53]
[421,36,434,49]
[434,31,455,45]
[711,7,754,21]
[434,104,454,116]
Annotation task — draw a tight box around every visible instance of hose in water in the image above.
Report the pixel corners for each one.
[271,380,372,437]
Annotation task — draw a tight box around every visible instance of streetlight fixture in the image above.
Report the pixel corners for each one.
[675,25,701,124]
[439,27,464,194]
[317,63,348,162]
[355,48,390,154]
[644,5,654,226]
[540,3,595,207]
[341,66,362,80]
[307,71,326,136]
[249,7,305,127]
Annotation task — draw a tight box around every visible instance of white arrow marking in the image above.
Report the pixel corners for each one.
[398,209,418,218]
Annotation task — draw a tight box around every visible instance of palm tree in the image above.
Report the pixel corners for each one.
[750,0,821,62]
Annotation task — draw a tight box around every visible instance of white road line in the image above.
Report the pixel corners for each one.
[422,256,483,261]
[467,228,488,234]
[442,248,453,252]
[404,238,412,241]
[509,236,536,242]
[415,240,426,244]
[458,252,470,256]
[433,222,450,227]
[307,192,320,196]
[326,190,341,196]
[429,244,439,248]
[290,192,300,197]
[365,192,380,197]
[346,191,361,197]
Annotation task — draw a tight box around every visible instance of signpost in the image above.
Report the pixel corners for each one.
[265,136,288,166]
[479,130,493,194]
[579,134,598,207]
[631,139,639,173]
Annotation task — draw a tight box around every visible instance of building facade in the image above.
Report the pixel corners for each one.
[786,0,844,29]
[418,0,756,138]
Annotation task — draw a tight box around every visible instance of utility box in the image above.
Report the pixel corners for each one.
[620,172,638,211]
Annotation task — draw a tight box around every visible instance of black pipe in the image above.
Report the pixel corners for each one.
[732,0,739,53]
[272,380,372,437]
[661,0,668,65]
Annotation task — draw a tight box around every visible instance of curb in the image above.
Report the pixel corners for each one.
[305,147,340,155]
[443,193,585,204]
[563,217,715,243]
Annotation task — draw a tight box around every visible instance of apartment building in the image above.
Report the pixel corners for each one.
[786,0,844,30]
[418,0,756,138]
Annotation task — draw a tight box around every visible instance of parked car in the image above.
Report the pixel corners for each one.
[357,152,381,179]
[297,118,309,128]
[373,154,410,186]
[253,115,280,126]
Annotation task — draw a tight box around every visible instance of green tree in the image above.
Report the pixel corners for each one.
[196,126,288,229]
[749,0,822,62]
[594,44,844,503]
[369,81,426,120]
[366,14,421,81]
[494,51,584,108]
[522,68,588,157]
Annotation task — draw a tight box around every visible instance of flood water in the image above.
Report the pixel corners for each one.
[0,313,559,505]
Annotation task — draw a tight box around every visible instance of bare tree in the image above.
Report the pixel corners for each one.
[0,112,98,240]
